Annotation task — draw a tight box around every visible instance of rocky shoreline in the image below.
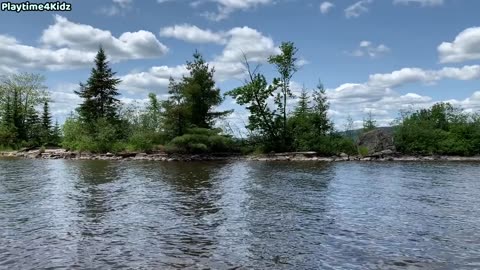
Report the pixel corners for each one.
[1,149,480,162]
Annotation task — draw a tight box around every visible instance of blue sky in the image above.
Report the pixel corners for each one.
[1,0,479,130]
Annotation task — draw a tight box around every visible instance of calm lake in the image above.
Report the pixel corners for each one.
[0,159,479,269]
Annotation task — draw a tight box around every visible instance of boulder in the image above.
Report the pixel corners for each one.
[357,129,396,156]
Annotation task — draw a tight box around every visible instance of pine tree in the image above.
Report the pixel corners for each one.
[294,87,310,116]
[75,47,122,124]
[39,101,53,145]
[311,82,333,136]
[41,101,52,131]
[51,120,62,146]
[25,106,41,146]
[161,78,190,138]
[2,95,13,126]
[181,51,230,129]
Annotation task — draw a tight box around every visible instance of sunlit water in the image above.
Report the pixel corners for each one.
[1,159,480,269]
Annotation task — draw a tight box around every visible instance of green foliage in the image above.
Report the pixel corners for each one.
[358,146,369,157]
[394,103,480,156]
[75,47,121,124]
[126,130,155,152]
[288,82,334,154]
[226,70,279,145]
[227,42,301,151]
[162,52,231,140]
[0,73,49,149]
[166,129,237,154]
[62,116,123,153]
[363,111,377,132]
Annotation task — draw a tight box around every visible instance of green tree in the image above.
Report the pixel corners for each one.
[363,111,377,132]
[310,82,333,136]
[181,51,230,129]
[394,102,480,156]
[75,47,122,124]
[0,73,49,147]
[226,58,280,149]
[40,101,53,144]
[51,120,62,146]
[143,93,162,132]
[162,78,190,139]
[25,106,41,147]
[268,42,299,150]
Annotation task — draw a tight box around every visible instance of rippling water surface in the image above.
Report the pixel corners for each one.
[1,159,480,269]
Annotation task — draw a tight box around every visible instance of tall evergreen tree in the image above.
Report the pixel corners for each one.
[41,101,52,131]
[75,47,122,124]
[51,120,62,146]
[162,78,190,138]
[40,101,53,144]
[25,106,41,146]
[310,82,333,136]
[181,51,230,129]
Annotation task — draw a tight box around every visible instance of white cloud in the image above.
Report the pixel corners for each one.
[0,15,168,75]
[119,65,188,94]
[393,0,444,6]
[438,26,480,63]
[41,15,168,61]
[345,0,373,18]
[118,26,279,93]
[0,34,95,72]
[320,1,334,14]
[99,0,134,16]
[348,40,390,58]
[216,26,279,63]
[326,65,480,128]
[201,0,273,21]
[48,83,83,120]
[160,24,227,44]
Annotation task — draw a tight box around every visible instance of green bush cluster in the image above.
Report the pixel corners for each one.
[166,128,237,154]
[394,103,480,156]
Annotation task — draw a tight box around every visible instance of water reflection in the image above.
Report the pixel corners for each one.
[1,159,480,269]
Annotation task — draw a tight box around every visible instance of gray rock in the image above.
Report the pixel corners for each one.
[358,129,396,156]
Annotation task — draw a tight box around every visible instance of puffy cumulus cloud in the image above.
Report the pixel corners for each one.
[446,91,480,112]
[41,15,168,61]
[119,65,188,94]
[393,0,443,6]
[216,26,279,63]
[119,26,280,93]
[438,27,480,63]
[0,34,95,72]
[0,15,168,73]
[348,40,390,58]
[326,65,480,129]
[345,0,373,19]
[160,24,227,44]
[320,1,334,14]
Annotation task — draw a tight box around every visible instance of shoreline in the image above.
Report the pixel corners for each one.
[1,149,480,162]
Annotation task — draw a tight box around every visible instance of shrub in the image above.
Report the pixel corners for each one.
[166,129,237,153]
[358,146,369,157]
[127,130,154,152]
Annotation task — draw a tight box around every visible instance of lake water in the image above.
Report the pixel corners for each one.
[0,159,479,269]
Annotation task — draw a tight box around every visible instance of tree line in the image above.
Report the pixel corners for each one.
[1,43,479,156]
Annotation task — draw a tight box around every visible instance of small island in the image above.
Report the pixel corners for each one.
[1,44,479,161]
